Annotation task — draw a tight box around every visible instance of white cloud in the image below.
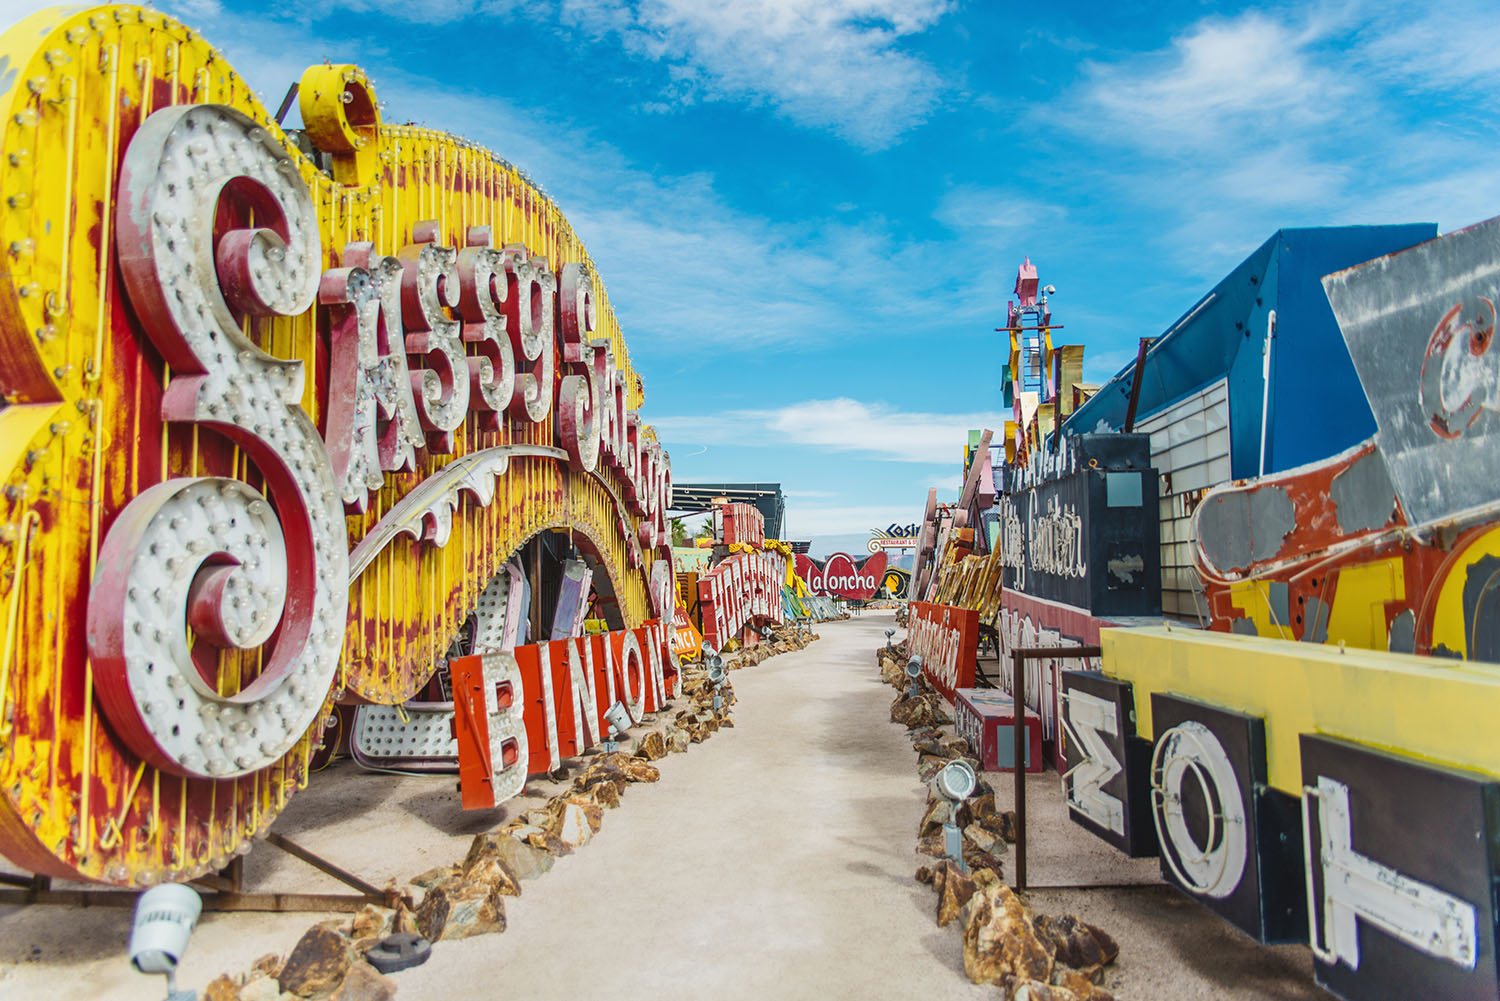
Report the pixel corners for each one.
[935,186,1065,237]
[287,0,955,148]
[555,0,955,148]
[652,398,1004,463]
[144,3,972,356]
[1349,0,1500,98]
[785,502,927,537]
[1057,3,1500,277]
[1079,12,1350,151]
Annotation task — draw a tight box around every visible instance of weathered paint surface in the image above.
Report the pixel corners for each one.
[1100,625,1500,797]
[1196,221,1500,663]
[0,5,671,885]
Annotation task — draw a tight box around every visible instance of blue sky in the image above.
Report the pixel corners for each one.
[8,0,1498,556]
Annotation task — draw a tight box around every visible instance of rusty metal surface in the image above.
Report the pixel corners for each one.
[0,5,672,886]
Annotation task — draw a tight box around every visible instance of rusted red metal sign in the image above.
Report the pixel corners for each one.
[720,502,766,548]
[907,600,978,703]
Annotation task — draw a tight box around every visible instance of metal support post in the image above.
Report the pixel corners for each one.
[1008,645,1102,891]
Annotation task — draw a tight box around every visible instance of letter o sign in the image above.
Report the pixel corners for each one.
[1150,720,1248,899]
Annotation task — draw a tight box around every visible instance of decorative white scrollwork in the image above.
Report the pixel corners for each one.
[92,104,347,779]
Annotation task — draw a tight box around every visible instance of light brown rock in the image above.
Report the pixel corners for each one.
[525,830,574,856]
[634,731,668,760]
[329,962,397,1001]
[918,798,951,839]
[240,974,284,1001]
[961,882,1054,986]
[413,878,457,942]
[391,900,420,937]
[588,781,621,809]
[417,877,507,941]
[550,801,597,847]
[462,853,523,898]
[251,955,284,980]
[204,974,240,1001]
[1035,914,1119,974]
[931,860,977,927]
[621,758,661,783]
[1053,970,1116,1001]
[408,865,458,890]
[1011,982,1080,1001]
[349,905,394,943]
[277,926,354,999]
[964,823,1001,854]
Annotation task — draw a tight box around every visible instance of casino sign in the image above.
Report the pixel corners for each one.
[0,6,675,887]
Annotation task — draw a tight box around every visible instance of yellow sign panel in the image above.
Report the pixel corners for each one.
[0,5,675,885]
[1102,625,1500,796]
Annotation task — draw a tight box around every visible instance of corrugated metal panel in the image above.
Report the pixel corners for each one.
[1135,380,1231,622]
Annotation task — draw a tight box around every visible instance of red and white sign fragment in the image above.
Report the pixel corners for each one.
[452,621,676,801]
[697,551,787,651]
[907,600,978,704]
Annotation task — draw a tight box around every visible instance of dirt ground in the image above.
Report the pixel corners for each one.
[0,612,1325,1000]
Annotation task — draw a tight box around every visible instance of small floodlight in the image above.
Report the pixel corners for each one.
[602,701,631,752]
[129,883,202,1001]
[933,759,977,803]
[904,656,923,698]
[707,664,728,711]
[930,759,978,873]
[884,627,895,651]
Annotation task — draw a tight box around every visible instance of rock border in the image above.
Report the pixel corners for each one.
[877,644,1122,1001]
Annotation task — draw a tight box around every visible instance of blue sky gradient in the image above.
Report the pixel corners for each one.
[8,0,1497,555]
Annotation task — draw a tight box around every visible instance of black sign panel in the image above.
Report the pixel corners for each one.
[1300,734,1500,1001]
[1149,694,1306,943]
[998,448,1160,617]
[1059,670,1156,857]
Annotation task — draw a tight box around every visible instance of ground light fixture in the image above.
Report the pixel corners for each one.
[602,701,632,752]
[931,759,978,873]
[707,662,728,712]
[885,627,895,651]
[904,655,924,699]
[129,883,203,1001]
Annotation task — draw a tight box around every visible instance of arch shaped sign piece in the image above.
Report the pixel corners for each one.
[0,6,672,886]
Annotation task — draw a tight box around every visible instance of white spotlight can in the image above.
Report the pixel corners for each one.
[130,883,203,1001]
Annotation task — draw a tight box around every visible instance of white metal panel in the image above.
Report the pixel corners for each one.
[1135,380,1232,623]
